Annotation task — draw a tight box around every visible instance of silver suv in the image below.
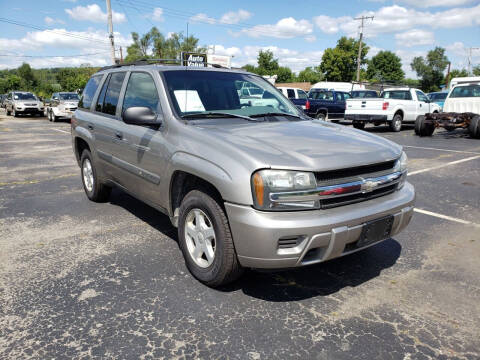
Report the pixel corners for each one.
[5,91,44,117]
[71,63,415,287]
[47,92,80,122]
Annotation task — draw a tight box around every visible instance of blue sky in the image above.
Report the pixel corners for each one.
[1,0,479,77]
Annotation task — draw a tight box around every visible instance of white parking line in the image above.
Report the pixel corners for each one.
[403,145,480,155]
[52,128,70,134]
[414,208,480,228]
[408,155,480,176]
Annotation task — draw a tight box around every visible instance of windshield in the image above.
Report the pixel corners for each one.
[14,93,36,100]
[429,93,447,101]
[59,93,80,100]
[450,85,480,98]
[162,70,300,119]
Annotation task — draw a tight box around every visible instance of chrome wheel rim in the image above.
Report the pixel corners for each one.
[184,208,216,268]
[82,158,94,192]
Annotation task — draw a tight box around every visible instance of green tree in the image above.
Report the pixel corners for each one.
[411,47,449,92]
[319,37,369,82]
[366,51,404,82]
[242,64,256,73]
[257,50,279,75]
[276,66,294,82]
[296,66,323,84]
[56,67,96,92]
[17,63,37,88]
[473,65,480,76]
[0,74,22,93]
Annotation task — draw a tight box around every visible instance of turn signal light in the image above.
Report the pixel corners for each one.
[253,173,264,207]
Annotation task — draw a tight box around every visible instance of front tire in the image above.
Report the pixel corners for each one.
[80,150,111,202]
[469,115,480,139]
[178,190,243,287]
[390,113,403,132]
[13,110,18,117]
[415,115,435,136]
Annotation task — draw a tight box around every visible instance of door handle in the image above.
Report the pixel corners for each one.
[87,124,94,130]
[419,104,422,107]
[115,131,123,139]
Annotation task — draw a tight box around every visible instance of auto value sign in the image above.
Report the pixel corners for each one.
[181,52,207,67]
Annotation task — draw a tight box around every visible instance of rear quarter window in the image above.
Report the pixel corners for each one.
[79,75,103,110]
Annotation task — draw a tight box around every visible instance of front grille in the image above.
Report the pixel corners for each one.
[69,107,77,111]
[320,184,397,209]
[315,160,396,183]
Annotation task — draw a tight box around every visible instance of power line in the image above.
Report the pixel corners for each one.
[0,51,111,58]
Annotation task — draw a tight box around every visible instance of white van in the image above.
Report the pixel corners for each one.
[277,87,308,100]
[311,81,365,93]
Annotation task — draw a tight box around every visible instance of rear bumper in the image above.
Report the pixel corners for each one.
[345,114,388,122]
[225,182,415,269]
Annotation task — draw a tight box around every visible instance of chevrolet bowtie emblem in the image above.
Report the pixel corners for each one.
[361,180,379,193]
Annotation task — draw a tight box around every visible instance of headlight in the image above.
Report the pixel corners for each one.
[252,170,318,211]
[394,151,408,188]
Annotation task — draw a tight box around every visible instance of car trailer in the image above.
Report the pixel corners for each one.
[415,112,480,139]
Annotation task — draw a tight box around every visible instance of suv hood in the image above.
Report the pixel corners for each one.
[199,120,402,171]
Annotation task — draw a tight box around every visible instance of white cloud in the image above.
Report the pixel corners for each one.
[395,29,435,47]
[304,35,316,43]
[190,13,216,24]
[211,45,242,58]
[396,49,427,78]
[240,17,313,39]
[150,8,164,22]
[65,4,126,24]
[397,0,476,8]
[219,9,252,24]
[44,16,65,25]
[314,4,480,37]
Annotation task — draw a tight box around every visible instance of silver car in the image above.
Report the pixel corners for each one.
[71,64,415,287]
[5,91,44,117]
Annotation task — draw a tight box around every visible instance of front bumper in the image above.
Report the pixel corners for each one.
[225,182,415,269]
[345,114,388,122]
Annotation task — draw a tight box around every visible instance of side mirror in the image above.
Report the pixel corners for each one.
[123,106,162,126]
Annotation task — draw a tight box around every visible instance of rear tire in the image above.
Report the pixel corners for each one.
[6,109,11,116]
[80,150,111,202]
[316,112,326,121]
[469,115,480,139]
[390,113,403,132]
[415,115,435,137]
[352,121,365,130]
[178,190,243,287]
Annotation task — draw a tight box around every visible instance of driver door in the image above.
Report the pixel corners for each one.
[415,90,430,118]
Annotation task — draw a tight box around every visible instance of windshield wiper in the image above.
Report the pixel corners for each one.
[250,112,303,120]
[181,112,262,122]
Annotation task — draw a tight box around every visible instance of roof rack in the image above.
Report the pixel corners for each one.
[98,58,230,72]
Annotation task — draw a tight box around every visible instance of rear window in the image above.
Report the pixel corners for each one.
[450,85,480,98]
[79,75,102,110]
[352,91,378,98]
[429,93,447,101]
[383,91,412,100]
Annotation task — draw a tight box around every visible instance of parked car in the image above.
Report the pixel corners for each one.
[416,82,480,138]
[5,91,44,117]
[46,92,80,122]
[345,88,441,132]
[277,87,309,100]
[427,92,448,111]
[291,89,351,121]
[71,63,415,287]
[351,90,379,98]
[0,94,7,108]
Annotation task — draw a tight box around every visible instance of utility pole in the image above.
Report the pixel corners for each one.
[354,16,374,82]
[119,46,123,63]
[468,47,479,75]
[106,0,116,64]
[445,62,451,88]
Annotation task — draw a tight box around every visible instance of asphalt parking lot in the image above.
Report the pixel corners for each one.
[1,112,479,359]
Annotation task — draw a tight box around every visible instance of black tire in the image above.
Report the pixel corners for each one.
[6,109,11,116]
[80,150,111,202]
[47,110,52,121]
[316,112,326,121]
[13,110,18,117]
[352,121,365,130]
[415,115,435,137]
[178,190,243,287]
[469,115,480,139]
[389,113,403,132]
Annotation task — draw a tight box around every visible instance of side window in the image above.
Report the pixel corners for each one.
[297,90,307,99]
[78,75,102,110]
[287,89,295,98]
[343,92,351,100]
[102,72,126,116]
[95,75,110,112]
[122,72,160,114]
[405,91,412,100]
[416,90,428,102]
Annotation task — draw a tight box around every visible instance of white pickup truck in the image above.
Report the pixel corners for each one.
[345,88,441,132]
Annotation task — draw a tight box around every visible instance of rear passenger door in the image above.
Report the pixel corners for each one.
[118,71,167,203]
